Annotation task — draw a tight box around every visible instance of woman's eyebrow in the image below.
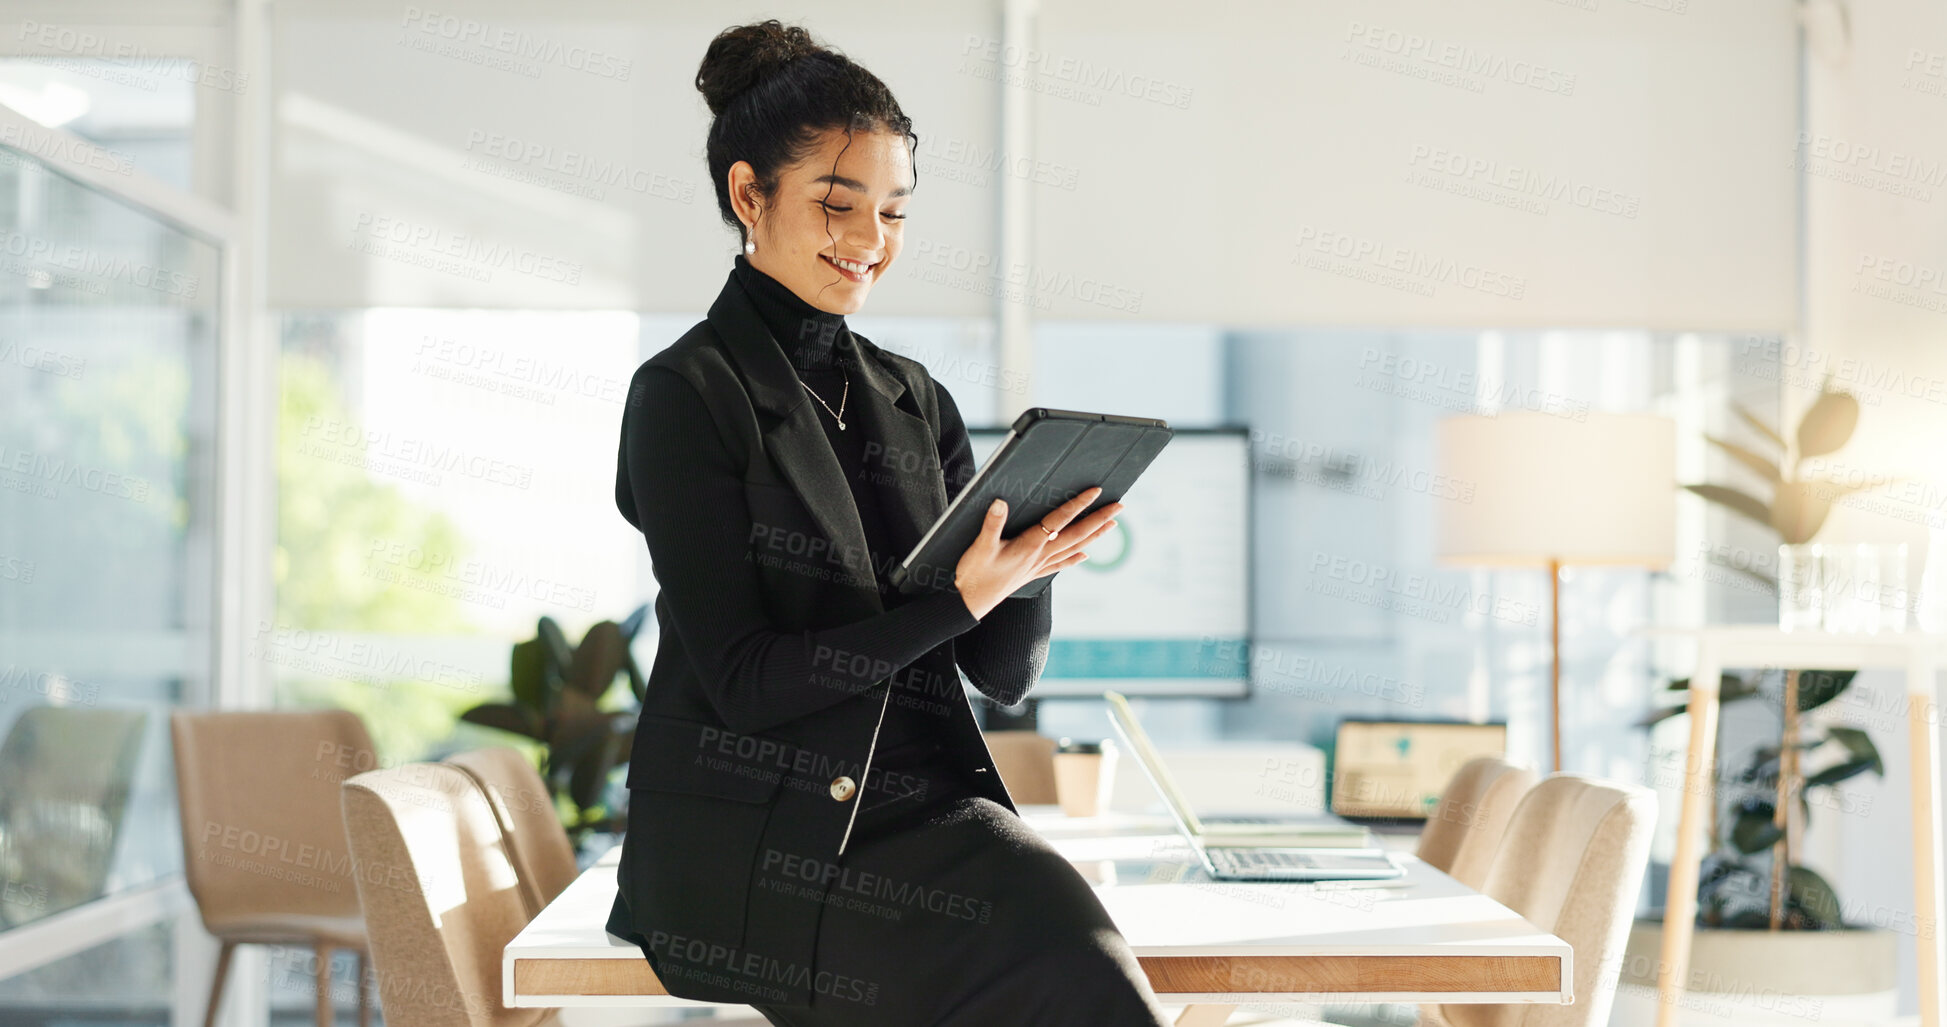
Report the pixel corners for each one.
[810,173,912,199]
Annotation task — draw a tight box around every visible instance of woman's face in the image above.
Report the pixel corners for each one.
[731,127,912,315]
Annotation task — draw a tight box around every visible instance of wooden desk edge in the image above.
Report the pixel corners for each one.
[509,952,1568,1005]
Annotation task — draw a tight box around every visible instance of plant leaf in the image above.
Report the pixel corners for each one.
[1684,484,1775,532]
[1731,806,1784,854]
[619,602,651,641]
[1771,481,1836,544]
[1667,672,1760,701]
[1706,434,1782,483]
[1796,387,1861,459]
[509,637,554,712]
[460,702,545,739]
[1637,704,1688,728]
[1796,669,1857,712]
[568,620,627,698]
[1734,402,1787,452]
[1786,864,1845,928]
[537,616,575,685]
[1805,757,1879,789]
[1825,725,1883,773]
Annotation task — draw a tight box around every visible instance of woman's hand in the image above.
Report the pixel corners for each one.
[952,486,1124,619]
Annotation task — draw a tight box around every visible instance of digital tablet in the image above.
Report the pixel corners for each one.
[889,407,1173,598]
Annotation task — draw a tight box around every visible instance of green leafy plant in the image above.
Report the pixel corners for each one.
[1647,668,1879,929]
[1652,378,1889,930]
[461,605,650,843]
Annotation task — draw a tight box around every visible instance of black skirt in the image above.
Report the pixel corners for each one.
[747,740,1174,1027]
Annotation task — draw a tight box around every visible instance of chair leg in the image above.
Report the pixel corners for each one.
[355,947,370,1027]
[204,941,236,1027]
[315,940,335,1027]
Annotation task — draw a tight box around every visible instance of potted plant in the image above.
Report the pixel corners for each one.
[1614,383,1900,1024]
[460,605,649,853]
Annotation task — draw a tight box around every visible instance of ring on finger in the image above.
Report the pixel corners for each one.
[1036,521,1058,540]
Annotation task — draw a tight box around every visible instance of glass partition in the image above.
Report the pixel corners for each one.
[0,128,220,936]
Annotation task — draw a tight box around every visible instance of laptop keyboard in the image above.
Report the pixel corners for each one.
[1215,849,1318,870]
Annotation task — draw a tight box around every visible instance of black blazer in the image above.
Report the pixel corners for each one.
[604,267,1047,1009]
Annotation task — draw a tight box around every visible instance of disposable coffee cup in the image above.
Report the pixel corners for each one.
[1052,737,1117,817]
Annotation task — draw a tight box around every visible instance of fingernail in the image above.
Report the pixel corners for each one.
[990,498,1005,513]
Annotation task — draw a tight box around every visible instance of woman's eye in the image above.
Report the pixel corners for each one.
[819,202,852,213]
[883,212,908,222]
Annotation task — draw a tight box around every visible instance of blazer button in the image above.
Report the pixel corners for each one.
[829,775,857,802]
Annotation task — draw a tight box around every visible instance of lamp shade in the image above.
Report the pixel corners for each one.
[1435,411,1677,569]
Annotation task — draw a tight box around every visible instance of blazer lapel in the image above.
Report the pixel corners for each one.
[706,270,949,608]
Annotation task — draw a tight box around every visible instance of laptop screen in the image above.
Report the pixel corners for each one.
[1330,720,1509,819]
[1103,690,1208,839]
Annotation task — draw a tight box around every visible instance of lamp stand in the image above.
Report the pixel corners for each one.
[1548,557,1563,773]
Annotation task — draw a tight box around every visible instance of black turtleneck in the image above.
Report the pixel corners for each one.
[732,254,962,767]
[617,257,1057,793]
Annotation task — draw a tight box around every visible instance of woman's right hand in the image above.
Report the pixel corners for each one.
[952,486,1124,619]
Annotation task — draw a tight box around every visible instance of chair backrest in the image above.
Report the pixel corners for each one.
[0,707,148,927]
[443,747,578,917]
[1438,774,1657,1027]
[984,730,1059,804]
[1416,756,1539,889]
[341,763,552,1027]
[170,709,375,927]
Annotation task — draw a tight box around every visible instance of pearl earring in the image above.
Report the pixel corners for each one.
[745,238,756,254]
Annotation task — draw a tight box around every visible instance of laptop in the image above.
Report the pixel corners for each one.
[1103,691,1405,882]
[1329,720,1510,822]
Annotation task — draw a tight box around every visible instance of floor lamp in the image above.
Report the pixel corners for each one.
[1434,411,1676,772]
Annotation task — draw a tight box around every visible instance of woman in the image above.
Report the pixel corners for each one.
[602,18,1176,1027]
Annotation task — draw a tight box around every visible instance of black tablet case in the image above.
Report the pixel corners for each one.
[890,407,1174,599]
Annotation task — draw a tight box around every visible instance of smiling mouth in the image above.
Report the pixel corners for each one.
[821,253,877,284]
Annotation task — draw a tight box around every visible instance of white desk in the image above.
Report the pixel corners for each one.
[504,806,1571,1026]
[1644,626,1946,1027]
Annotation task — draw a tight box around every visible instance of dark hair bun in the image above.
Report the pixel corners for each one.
[696,20,824,117]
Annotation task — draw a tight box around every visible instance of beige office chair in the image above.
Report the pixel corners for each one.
[444,747,578,918]
[342,762,561,1027]
[1431,774,1657,1027]
[983,730,1060,804]
[171,710,374,1027]
[1416,756,1539,889]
